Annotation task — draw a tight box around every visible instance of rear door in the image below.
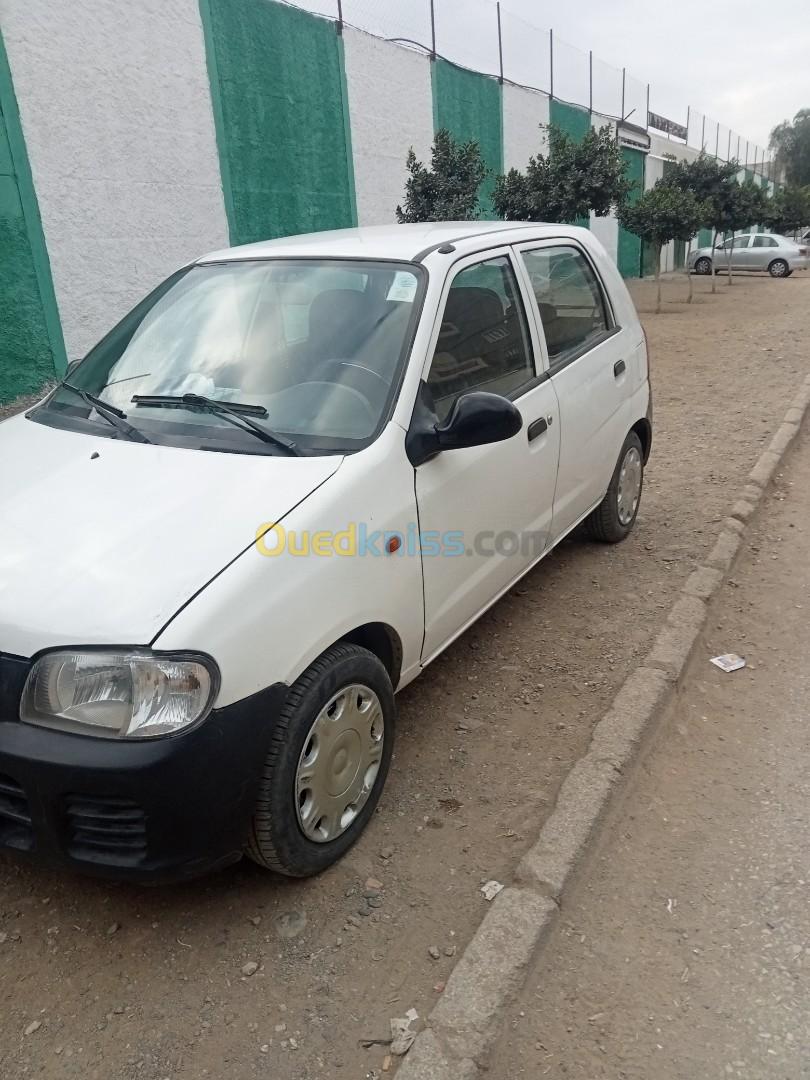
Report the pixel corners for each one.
[750,233,779,270]
[515,240,631,540]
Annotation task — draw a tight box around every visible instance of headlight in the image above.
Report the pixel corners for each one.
[20,650,218,738]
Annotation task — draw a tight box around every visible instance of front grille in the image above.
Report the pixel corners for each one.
[65,794,147,865]
[0,773,34,850]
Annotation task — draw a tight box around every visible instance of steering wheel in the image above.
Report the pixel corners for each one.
[312,358,390,411]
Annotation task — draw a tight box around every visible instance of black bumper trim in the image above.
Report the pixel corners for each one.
[0,667,288,883]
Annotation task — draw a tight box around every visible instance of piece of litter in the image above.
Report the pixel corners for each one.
[24,1020,42,1036]
[389,1008,419,1056]
[710,653,746,673]
[481,880,504,902]
[666,898,676,915]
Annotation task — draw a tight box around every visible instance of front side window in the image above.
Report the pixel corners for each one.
[521,245,612,365]
[723,235,749,249]
[34,260,425,455]
[753,235,777,248]
[426,255,535,421]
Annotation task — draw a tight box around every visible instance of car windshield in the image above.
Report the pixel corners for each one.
[35,259,425,454]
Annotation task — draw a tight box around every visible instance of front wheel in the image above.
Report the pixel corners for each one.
[586,431,644,543]
[246,643,395,877]
[769,258,789,278]
[694,256,712,275]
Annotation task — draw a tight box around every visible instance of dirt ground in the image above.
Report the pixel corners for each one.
[489,401,810,1080]
[1,272,808,1079]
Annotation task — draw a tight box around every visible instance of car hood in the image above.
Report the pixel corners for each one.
[0,416,342,657]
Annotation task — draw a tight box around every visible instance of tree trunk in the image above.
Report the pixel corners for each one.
[711,229,718,294]
[687,253,694,303]
[655,245,662,314]
[727,235,735,285]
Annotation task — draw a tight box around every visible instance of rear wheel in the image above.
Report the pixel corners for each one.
[694,256,712,275]
[246,643,395,877]
[586,431,644,543]
[769,258,789,278]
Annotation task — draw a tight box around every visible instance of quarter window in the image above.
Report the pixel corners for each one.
[521,245,612,365]
[426,255,535,420]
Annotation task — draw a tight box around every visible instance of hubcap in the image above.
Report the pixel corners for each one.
[295,684,384,843]
[772,261,787,277]
[696,258,711,275]
[617,446,642,525]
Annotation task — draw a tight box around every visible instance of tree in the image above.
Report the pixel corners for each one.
[770,109,810,187]
[761,185,810,236]
[715,179,767,285]
[617,183,707,313]
[666,152,741,294]
[492,124,631,224]
[396,129,487,223]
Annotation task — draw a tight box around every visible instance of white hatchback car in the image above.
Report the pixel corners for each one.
[0,222,651,881]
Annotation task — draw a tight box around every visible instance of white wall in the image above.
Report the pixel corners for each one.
[1,0,229,358]
[502,82,548,171]
[343,28,434,226]
[589,113,618,263]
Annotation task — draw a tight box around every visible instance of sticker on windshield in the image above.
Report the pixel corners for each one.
[386,272,418,303]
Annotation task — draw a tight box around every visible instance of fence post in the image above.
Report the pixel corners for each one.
[588,50,593,116]
[701,114,706,151]
[496,2,504,83]
[736,134,741,161]
[429,0,436,60]
[685,104,690,142]
[645,83,650,129]
[549,29,554,99]
[727,129,732,160]
[620,67,625,120]
[335,0,343,34]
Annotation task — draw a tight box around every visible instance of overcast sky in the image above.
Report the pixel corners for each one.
[500,0,810,149]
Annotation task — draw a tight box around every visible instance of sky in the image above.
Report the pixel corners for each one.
[500,0,810,150]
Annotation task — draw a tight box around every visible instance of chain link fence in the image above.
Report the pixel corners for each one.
[280,0,774,177]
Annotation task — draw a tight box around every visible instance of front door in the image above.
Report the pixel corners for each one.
[414,250,560,663]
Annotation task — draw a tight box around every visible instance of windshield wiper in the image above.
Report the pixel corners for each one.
[132,393,299,455]
[60,382,153,444]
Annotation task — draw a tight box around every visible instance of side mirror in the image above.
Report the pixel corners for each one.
[406,388,523,466]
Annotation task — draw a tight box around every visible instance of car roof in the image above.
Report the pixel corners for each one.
[197,221,570,265]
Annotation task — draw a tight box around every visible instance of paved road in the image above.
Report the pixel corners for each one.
[492,425,810,1077]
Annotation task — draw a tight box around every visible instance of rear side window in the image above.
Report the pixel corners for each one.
[521,246,612,366]
[752,235,778,248]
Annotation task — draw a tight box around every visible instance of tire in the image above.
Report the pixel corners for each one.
[586,431,644,543]
[769,258,789,278]
[694,256,712,275]
[246,642,395,877]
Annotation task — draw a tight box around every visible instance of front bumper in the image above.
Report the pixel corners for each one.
[0,653,287,883]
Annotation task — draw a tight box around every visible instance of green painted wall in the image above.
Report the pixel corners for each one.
[549,100,590,228]
[549,100,591,142]
[199,0,356,246]
[618,146,644,278]
[432,59,502,218]
[0,31,65,403]
[698,228,713,247]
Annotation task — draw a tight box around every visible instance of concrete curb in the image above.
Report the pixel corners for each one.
[395,371,810,1079]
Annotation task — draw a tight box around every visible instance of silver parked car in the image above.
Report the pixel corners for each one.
[688,232,808,278]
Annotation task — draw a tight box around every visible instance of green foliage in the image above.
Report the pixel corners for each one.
[617,182,707,249]
[492,124,632,223]
[665,152,740,232]
[396,129,487,223]
[761,185,810,234]
[715,178,767,235]
[770,109,810,187]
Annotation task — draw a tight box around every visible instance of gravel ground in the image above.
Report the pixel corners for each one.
[490,415,810,1079]
[0,271,808,1079]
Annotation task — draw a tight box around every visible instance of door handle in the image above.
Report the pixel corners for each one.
[613,359,626,378]
[527,416,548,441]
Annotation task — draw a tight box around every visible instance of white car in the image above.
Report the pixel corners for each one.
[0,222,651,881]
